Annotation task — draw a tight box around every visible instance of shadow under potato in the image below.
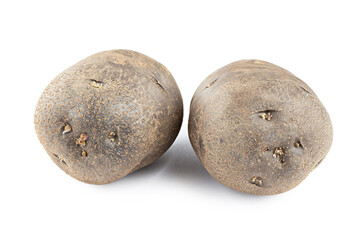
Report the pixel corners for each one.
[160,138,213,185]
[114,135,269,198]
[123,137,212,185]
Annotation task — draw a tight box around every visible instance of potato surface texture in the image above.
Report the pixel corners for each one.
[35,50,183,184]
[189,60,332,195]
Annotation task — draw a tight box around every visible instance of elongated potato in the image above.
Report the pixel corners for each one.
[35,50,183,184]
[189,60,332,195]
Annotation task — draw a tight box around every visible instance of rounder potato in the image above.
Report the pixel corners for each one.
[188,60,332,195]
[34,50,183,184]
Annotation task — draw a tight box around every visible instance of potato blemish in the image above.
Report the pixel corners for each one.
[251,176,263,187]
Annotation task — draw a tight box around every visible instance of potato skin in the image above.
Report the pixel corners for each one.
[189,60,332,195]
[35,50,183,184]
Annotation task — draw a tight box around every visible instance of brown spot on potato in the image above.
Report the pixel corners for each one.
[53,153,67,165]
[294,140,303,148]
[81,150,87,157]
[88,79,103,88]
[76,133,88,147]
[273,147,286,165]
[205,78,218,88]
[251,176,263,187]
[108,131,117,142]
[273,147,284,158]
[255,110,277,121]
[151,75,166,92]
[300,86,312,95]
[62,123,72,134]
[261,112,272,121]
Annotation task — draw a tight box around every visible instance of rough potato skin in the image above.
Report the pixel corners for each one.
[35,50,183,184]
[189,60,332,195]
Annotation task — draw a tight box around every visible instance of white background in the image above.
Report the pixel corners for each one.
[1,1,359,239]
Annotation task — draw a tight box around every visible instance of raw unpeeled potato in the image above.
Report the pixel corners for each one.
[188,60,332,195]
[35,50,183,184]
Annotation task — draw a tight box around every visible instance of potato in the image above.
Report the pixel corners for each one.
[34,50,183,184]
[188,60,332,195]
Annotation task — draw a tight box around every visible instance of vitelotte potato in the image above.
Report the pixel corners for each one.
[188,60,332,195]
[35,50,183,184]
